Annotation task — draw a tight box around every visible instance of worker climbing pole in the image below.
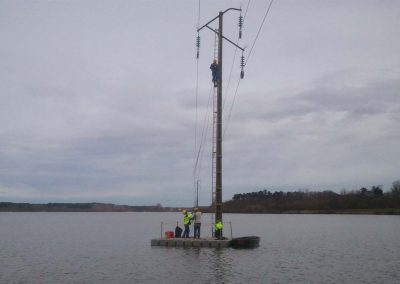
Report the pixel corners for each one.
[210,30,220,87]
[210,59,219,87]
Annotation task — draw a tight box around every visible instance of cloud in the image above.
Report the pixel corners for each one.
[0,1,399,206]
[222,73,400,195]
[0,71,196,204]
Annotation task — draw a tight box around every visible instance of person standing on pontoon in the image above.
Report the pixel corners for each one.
[193,208,202,239]
[181,209,193,238]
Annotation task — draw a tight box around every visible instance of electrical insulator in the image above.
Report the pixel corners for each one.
[238,15,243,39]
[196,34,200,59]
[240,53,245,79]
[238,15,243,28]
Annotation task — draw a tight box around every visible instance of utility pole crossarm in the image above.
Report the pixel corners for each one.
[197,15,220,32]
[222,8,241,13]
[205,25,245,52]
[197,8,242,33]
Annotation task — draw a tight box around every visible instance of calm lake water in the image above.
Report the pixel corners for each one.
[1,212,399,283]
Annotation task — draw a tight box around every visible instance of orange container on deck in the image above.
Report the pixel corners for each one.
[165,231,174,238]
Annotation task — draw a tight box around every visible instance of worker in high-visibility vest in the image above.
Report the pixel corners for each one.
[182,209,193,238]
[215,220,223,239]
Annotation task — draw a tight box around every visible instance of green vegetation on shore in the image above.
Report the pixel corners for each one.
[2,181,399,214]
[223,182,400,214]
[0,202,176,212]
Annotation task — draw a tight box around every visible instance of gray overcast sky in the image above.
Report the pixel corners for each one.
[1,0,399,206]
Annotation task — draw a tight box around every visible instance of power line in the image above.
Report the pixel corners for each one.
[222,40,238,112]
[195,50,199,166]
[194,0,201,187]
[223,0,274,137]
[244,0,251,18]
[222,0,251,136]
[193,84,214,181]
[197,0,201,28]
[222,0,251,112]
[246,0,274,65]
[223,79,241,137]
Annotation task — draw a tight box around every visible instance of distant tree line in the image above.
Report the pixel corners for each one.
[0,202,177,212]
[224,180,400,214]
[2,180,400,214]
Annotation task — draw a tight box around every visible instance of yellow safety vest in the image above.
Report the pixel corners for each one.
[183,213,193,225]
[215,221,223,231]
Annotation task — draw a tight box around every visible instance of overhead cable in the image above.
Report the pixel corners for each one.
[246,0,274,65]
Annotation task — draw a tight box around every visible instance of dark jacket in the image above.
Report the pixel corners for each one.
[210,62,219,75]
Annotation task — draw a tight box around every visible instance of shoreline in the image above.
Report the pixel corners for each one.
[1,202,399,215]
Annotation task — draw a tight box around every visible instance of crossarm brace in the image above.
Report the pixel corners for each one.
[205,25,244,52]
[197,8,242,32]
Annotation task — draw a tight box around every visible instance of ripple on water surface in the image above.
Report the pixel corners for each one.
[0,213,399,283]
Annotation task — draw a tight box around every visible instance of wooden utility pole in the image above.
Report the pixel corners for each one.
[197,8,244,237]
[215,11,223,226]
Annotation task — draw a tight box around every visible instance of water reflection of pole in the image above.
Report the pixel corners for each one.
[210,249,231,283]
